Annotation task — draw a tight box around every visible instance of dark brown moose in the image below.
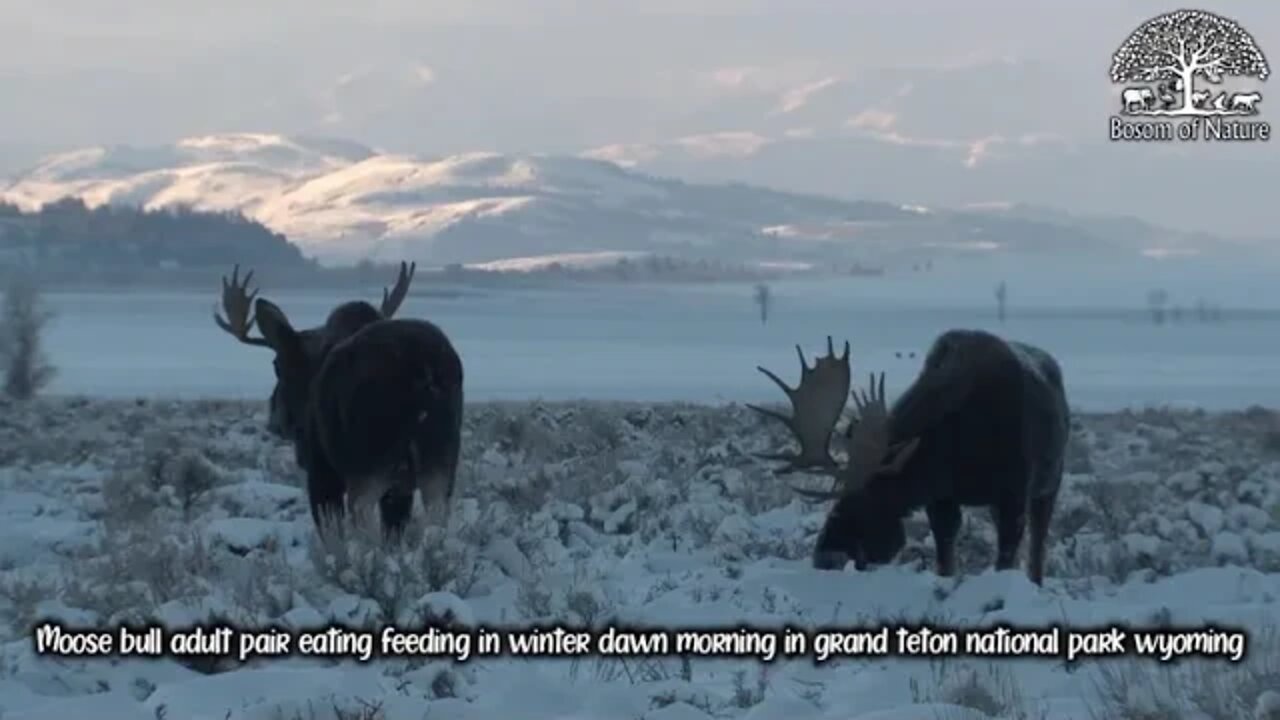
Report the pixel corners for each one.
[214,262,464,540]
[750,330,1069,585]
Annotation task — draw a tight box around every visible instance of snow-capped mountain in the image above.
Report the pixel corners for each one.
[2,133,830,267]
[0,132,1242,269]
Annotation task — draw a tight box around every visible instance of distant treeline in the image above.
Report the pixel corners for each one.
[0,198,311,274]
[0,198,874,291]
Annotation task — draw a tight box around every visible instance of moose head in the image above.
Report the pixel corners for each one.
[748,337,921,571]
[212,262,417,441]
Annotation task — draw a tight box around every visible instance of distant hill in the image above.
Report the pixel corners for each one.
[0,132,1254,274]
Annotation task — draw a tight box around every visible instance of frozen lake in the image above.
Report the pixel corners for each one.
[39,265,1280,411]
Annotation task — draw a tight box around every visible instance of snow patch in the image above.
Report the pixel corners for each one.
[466,251,652,272]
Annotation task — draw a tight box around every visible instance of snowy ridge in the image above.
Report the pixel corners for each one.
[0,134,747,268]
[1,398,1279,719]
[4,133,1201,272]
[1,134,688,267]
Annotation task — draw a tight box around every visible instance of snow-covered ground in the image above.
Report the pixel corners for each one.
[1,397,1279,719]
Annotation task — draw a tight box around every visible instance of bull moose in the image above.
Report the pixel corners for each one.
[213,262,464,540]
[749,330,1069,585]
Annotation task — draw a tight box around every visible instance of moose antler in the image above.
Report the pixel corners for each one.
[380,261,417,318]
[790,371,921,501]
[747,336,852,474]
[212,264,272,347]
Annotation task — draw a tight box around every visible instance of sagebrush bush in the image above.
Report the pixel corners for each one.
[1088,624,1280,720]
[308,519,484,623]
[101,430,222,527]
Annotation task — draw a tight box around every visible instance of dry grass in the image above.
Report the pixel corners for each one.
[909,658,1048,720]
[1087,624,1280,720]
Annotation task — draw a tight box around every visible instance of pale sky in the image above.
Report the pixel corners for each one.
[4,0,1251,148]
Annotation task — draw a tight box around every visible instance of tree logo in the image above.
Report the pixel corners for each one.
[1109,9,1270,142]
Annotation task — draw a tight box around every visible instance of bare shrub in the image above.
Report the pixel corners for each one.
[60,520,218,624]
[101,431,222,527]
[514,577,554,620]
[1075,476,1149,539]
[144,431,222,520]
[1252,407,1280,455]
[911,661,1047,720]
[1088,624,1280,720]
[272,698,387,720]
[229,551,299,624]
[0,574,60,639]
[308,520,481,623]
[493,465,556,516]
[731,666,769,708]
[0,273,56,400]
[100,467,167,526]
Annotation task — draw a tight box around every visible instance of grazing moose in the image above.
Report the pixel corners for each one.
[213,262,464,540]
[748,330,1070,585]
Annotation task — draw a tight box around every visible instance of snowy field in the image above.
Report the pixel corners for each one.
[39,266,1280,411]
[2,397,1279,719]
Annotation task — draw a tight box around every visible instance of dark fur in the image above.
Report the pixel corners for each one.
[256,300,464,538]
[265,301,385,439]
[813,329,1069,585]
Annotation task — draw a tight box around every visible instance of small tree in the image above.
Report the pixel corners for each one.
[753,283,772,324]
[0,274,56,399]
[994,281,1007,323]
[1146,288,1169,325]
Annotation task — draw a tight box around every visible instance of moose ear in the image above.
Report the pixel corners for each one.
[254,298,299,353]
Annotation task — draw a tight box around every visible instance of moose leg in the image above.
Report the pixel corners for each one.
[344,474,392,533]
[411,417,460,529]
[416,468,453,528]
[306,462,346,541]
[991,493,1027,571]
[925,500,962,577]
[1026,486,1060,586]
[378,486,415,543]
